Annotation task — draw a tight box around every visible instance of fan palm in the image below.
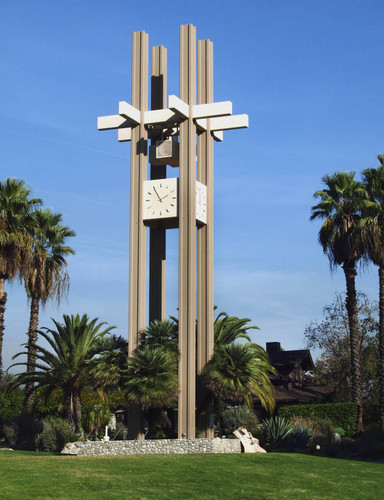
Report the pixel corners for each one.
[23,209,75,392]
[10,314,115,432]
[361,155,384,431]
[124,345,178,410]
[89,334,128,390]
[203,342,276,413]
[311,171,366,431]
[0,178,41,381]
[140,319,178,355]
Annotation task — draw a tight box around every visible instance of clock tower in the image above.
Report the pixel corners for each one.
[98,25,248,439]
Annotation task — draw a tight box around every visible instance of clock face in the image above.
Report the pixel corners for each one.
[143,178,178,220]
[196,181,207,225]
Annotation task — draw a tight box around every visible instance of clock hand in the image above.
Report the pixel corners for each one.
[160,194,169,200]
[153,187,162,202]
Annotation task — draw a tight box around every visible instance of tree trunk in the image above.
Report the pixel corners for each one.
[73,387,83,435]
[64,389,75,431]
[343,261,364,433]
[379,265,384,432]
[24,295,40,410]
[0,277,7,384]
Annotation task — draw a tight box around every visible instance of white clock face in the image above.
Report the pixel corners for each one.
[196,181,207,225]
[143,178,178,220]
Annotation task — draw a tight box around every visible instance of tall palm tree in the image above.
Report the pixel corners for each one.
[23,209,75,387]
[10,314,115,432]
[311,171,366,432]
[361,155,384,431]
[0,178,41,381]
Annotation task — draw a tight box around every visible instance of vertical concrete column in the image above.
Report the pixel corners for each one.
[197,39,215,438]
[127,31,148,441]
[128,31,148,355]
[149,46,167,324]
[178,24,197,439]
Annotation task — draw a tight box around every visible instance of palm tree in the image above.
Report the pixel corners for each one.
[124,345,178,435]
[203,342,276,413]
[150,313,275,407]
[89,334,128,390]
[311,171,366,431]
[0,178,41,381]
[139,319,178,355]
[361,155,384,431]
[124,345,178,409]
[23,209,75,396]
[214,311,259,347]
[10,314,115,432]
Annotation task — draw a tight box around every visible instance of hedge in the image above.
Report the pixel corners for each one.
[278,402,359,436]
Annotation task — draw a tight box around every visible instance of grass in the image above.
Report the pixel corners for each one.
[0,451,383,499]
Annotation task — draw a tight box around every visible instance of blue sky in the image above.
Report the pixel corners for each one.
[1,1,384,371]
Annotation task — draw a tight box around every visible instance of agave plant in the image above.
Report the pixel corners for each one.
[259,416,293,450]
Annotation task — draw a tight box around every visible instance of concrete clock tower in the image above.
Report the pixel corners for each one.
[98,24,248,439]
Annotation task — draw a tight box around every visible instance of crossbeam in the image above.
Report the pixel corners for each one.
[97,115,131,130]
[119,101,141,124]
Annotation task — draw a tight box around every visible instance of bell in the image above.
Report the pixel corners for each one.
[149,138,179,167]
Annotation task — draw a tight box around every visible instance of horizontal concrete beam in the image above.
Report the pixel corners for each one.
[118,101,141,124]
[118,128,132,142]
[144,109,180,125]
[168,95,189,119]
[212,130,223,142]
[193,101,232,119]
[97,115,131,130]
[209,114,249,131]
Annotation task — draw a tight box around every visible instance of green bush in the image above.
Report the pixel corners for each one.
[219,405,259,437]
[0,388,24,438]
[35,417,76,452]
[278,403,359,436]
[334,427,346,437]
[3,414,43,450]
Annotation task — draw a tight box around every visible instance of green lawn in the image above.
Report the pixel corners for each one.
[0,451,382,499]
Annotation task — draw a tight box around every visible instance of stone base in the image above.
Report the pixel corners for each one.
[61,438,241,456]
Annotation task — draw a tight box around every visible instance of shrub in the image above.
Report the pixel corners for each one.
[334,427,346,437]
[258,416,293,450]
[0,388,24,438]
[35,417,76,452]
[289,415,334,449]
[3,414,43,450]
[281,426,312,451]
[219,405,259,437]
[327,432,384,461]
[31,389,64,419]
[278,402,358,436]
